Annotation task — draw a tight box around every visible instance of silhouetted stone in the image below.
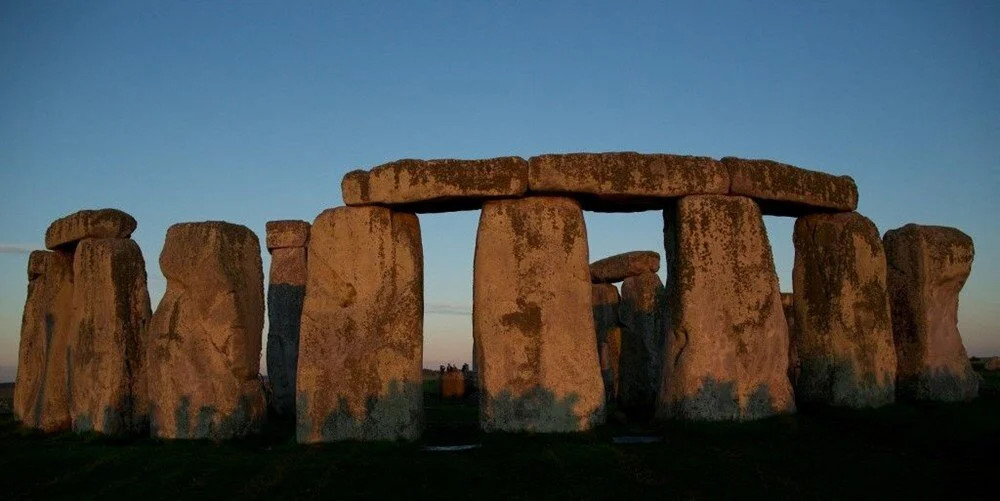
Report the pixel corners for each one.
[265,220,310,250]
[45,209,137,250]
[342,157,528,212]
[474,196,605,431]
[723,157,858,216]
[590,251,660,283]
[657,195,795,421]
[793,212,896,408]
[592,283,622,402]
[147,222,267,439]
[13,250,74,432]
[296,207,423,442]
[781,293,800,388]
[266,220,309,416]
[68,238,151,435]
[619,272,664,411]
[528,152,728,212]
[884,224,978,401]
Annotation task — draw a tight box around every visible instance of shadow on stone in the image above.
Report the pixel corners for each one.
[266,283,305,416]
[796,357,894,408]
[296,379,423,442]
[897,366,978,402]
[665,377,783,421]
[152,394,263,440]
[480,386,603,432]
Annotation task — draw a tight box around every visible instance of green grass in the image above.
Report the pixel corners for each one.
[1,375,998,499]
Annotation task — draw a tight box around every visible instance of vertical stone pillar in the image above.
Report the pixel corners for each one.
[147,222,267,439]
[657,195,795,421]
[296,207,423,442]
[473,196,605,432]
[792,212,896,408]
[592,283,622,403]
[884,224,978,401]
[618,272,664,412]
[264,220,310,416]
[781,293,800,389]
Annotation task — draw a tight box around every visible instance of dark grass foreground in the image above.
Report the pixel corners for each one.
[1,373,998,500]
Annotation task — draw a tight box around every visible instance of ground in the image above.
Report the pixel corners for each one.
[0,373,997,499]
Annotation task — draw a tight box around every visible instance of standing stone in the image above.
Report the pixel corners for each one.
[657,195,795,421]
[781,293,800,388]
[792,212,896,408]
[147,222,267,439]
[474,196,605,432]
[13,251,74,432]
[68,238,151,434]
[590,251,660,283]
[884,224,978,401]
[265,220,310,416]
[618,272,665,412]
[296,207,423,442]
[592,283,622,403]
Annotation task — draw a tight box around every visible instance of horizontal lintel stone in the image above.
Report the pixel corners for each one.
[723,157,858,216]
[45,209,137,250]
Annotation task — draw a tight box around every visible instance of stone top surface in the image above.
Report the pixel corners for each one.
[45,208,136,249]
[265,220,310,250]
[723,157,858,216]
[590,250,660,283]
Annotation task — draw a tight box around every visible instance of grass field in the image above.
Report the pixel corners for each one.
[1,374,998,499]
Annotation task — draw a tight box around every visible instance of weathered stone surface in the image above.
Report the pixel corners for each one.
[590,251,661,284]
[793,212,896,408]
[723,157,858,216]
[265,220,310,250]
[441,371,465,398]
[266,245,307,416]
[781,293,800,388]
[296,206,423,442]
[13,251,74,432]
[342,157,528,212]
[528,152,729,212]
[473,196,605,432]
[884,224,978,401]
[592,283,622,403]
[657,195,795,421]
[619,272,665,411]
[68,238,151,434]
[147,222,267,439]
[45,209,137,250]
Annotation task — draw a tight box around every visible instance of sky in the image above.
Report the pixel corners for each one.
[0,1,997,381]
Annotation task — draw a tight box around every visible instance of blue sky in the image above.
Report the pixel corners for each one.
[0,1,997,379]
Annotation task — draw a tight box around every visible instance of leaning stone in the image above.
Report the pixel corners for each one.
[781,293,800,388]
[884,224,978,401]
[68,238,151,435]
[723,157,858,216]
[474,196,605,432]
[592,283,622,403]
[618,272,665,412]
[296,206,423,442]
[657,195,795,421]
[13,251,74,432]
[266,236,308,416]
[590,251,660,283]
[793,212,897,408]
[147,222,267,439]
[528,152,728,212]
[342,157,528,212]
[45,209,137,250]
[265,220,310,250]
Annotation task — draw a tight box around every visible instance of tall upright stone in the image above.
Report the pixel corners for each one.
[792,212,896,408]
[592,283,622,403]
[13,251,74,432]
[147,222,267,439]
[474,196,605,432]
[265,220,310,416]
[657,195,795,421]
[781,293,800,388]
[619,272,664,411]
[884,224,978,401]
[68,238,151,434]
[296,207,423,443]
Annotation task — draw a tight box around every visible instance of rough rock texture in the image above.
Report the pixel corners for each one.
[13,251,74,432]
[723,157,858,216]
[528,152,729,212]
[147,222,267,439]
[68,238,151,434]
[657,195,795,421]
[342,157,528,212]
[792,212,897,408]
[45,209,137,250]
[473,196,605,432]
[590,251,661,284]
[266,220,309,416]
[296,207,423,442]
[619,272,665,411]
[592,283,622,403]
[884,224,978,401]
[265,220,310,250]
[781,293,800,388]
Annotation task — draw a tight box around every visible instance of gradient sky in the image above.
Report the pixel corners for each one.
[1,1,997,380]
